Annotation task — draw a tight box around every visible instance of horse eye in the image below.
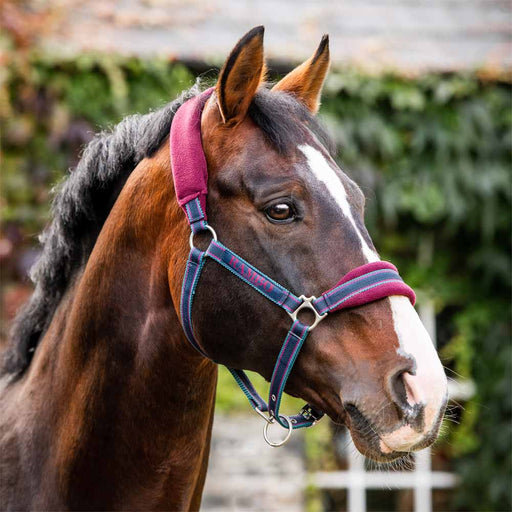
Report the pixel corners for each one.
[265,203,295,222]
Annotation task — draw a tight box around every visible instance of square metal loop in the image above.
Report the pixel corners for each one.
[288,295,327,330]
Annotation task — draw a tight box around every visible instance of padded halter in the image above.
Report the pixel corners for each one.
[170,88,416,446]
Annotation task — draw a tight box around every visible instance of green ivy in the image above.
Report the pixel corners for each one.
[321,71,511,510]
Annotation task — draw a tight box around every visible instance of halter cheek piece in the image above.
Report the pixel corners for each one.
[170,88,416,447]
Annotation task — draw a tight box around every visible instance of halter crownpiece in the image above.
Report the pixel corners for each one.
[170,88,213,232]
[170,88,416,447]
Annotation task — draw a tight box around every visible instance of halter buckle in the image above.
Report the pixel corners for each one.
[288,295,327,331]
[254,407,274,425]
[300,404,324,425]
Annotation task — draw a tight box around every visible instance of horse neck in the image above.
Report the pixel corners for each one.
[20,143,217,509]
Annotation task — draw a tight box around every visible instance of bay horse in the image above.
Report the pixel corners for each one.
[0,27,447,510]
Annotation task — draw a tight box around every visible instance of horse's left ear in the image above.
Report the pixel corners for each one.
[272,35,330,114]
[216,26,266,125]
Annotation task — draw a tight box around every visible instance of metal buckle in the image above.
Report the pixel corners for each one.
[263,414,293,447]
[300,404,323,425]
[189,225,217,249]
[288,295,327,331]
[254,407,274,425]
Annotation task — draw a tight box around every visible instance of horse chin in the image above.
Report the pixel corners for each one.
[345,404,445,463]
[313,404,404,462]
[349,427,409,463]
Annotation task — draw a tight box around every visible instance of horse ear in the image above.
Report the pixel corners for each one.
[216,26,266,124]
[272,35,330,114]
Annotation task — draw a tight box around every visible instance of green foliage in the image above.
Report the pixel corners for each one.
[26,54,195,126]
[304,419,338,473]
[215,365,303,415]
[303,420,339,512]
[322,70,511,511]
[1,55,511,511]
[450,301,512,509]
[1,53,195,237]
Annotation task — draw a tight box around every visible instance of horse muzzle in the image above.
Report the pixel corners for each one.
[344,383,448,462]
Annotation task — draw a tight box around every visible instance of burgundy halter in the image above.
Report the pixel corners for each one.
[170,88,415,447]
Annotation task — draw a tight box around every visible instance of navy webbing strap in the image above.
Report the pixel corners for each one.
[228,368,269,412]
[312,267,413,315]
[184,197,208,234]
[178,196,415,445]
[179,245,208,357]
[206,240,302,313]
[180,212,323,432]
[268,320,313,428]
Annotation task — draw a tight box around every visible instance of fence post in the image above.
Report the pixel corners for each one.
[415,297,437,512]
[347,447,366,512]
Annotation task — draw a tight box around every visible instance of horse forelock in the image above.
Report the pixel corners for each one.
[249,87,335,156]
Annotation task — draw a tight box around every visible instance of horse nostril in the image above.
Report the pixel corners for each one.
[402,371,425,406]
[388,368,424,415]
[389,370,407,410]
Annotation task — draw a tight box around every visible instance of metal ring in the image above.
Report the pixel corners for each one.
[288,295,327,331]
[263,414,293,447]
[189,225,218,249]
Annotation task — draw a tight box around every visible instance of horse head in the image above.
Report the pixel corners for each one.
[171,26,447,462]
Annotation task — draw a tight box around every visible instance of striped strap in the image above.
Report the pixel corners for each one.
[179,218,319,429]
[313,262,416,314]
[184,197,208,234]
[206,240,302,313]
[179,246,208,357]
[268,320,324,428]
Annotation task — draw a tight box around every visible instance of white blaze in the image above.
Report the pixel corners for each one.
[298,144,379,263]
[300,143,447,451]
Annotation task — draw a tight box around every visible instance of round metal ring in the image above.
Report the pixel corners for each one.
[189,225,218,249]
[263,414,293,447]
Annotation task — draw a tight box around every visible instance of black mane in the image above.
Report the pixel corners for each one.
[3,83,333,376]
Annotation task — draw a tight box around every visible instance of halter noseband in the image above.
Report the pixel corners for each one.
[170,88,415,447]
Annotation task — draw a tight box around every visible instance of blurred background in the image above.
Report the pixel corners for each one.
[1,1,511,511]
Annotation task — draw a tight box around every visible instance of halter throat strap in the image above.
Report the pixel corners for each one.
[170,89,416,444]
